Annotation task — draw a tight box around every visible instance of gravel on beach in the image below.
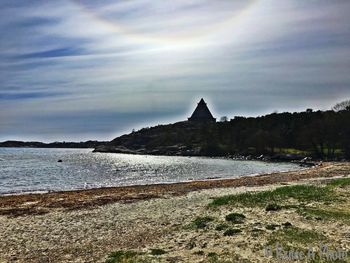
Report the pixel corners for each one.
[0,162,349,262]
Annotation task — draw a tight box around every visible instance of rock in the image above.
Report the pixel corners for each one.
[271,153,305,161]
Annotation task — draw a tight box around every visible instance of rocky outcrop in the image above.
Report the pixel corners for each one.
[93,121,210,156]
[93,144,203,156]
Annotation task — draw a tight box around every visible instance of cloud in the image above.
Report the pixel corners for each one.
[0,91,70,100]
[0,0,350,141]
[16,47,84,59]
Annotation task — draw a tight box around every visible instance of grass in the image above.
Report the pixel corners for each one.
[266,226,349,263]
[267,226,326,246]
[207,252,219,263]
[106,250,149,263]
[210,185,335,207]
[327,177,350,188]
[193,250,205,256]
[225,213,245,224]
[223,228,242,236]
[279,148,310,155]
[191,216,214,229]
[299,207,350,223]
[215,223,229,231]
[104,177,350,263]
[279,147,344,156]
[207,252,218,258]
[266,224,279,231]
[149,249,166,256]
[265,203,282,211]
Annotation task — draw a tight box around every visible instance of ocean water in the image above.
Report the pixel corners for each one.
[0,148,302,195]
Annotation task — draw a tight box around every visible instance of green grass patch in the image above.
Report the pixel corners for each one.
[207,252,218,257]
[299,207,350,223]
[225,213,246,224]
[207,252,219,263]
[251,228,264,233]
[210,185,335,207]
[280,227,325,245]
[265,245,349,263]
[206,252,252,263]
[266,224,279,231]
[327,177,350,188]
[215,223,229,231]
[191,216,214,229]
[223,228,242,236]
[149,248,166,256]
[265,203,282,211]
[267,226,326,247]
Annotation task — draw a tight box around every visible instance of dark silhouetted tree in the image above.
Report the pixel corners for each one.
[332,100,350,112]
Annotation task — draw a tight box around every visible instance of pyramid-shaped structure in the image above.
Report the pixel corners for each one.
[188,98,216,122]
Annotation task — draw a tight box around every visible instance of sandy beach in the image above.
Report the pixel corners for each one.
[0,162,350,262]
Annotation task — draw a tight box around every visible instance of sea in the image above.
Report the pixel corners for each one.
[0,148,302,195]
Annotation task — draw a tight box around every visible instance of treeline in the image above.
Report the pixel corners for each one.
[123,107,350,160]
[204,109,350,159]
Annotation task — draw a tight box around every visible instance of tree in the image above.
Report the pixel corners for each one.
[220,116,228,122]
[332,100,350,112]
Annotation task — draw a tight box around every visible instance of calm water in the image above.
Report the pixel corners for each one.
[0,148,302,195]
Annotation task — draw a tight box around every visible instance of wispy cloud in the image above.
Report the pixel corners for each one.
[0,91,70,100]
[0,0,350,141]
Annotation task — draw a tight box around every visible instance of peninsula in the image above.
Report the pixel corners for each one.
[94,99,350,161]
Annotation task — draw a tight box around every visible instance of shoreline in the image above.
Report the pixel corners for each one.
[0,162,349,262]
[0,162,346,217]
[1,145,325,163]
[0,163,305,197]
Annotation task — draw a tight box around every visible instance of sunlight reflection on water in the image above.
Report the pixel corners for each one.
[0,148,302,195]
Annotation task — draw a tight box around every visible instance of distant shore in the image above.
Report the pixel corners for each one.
[0,140,106,148]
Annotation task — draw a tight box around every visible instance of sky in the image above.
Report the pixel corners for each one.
[1,0,350,142]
